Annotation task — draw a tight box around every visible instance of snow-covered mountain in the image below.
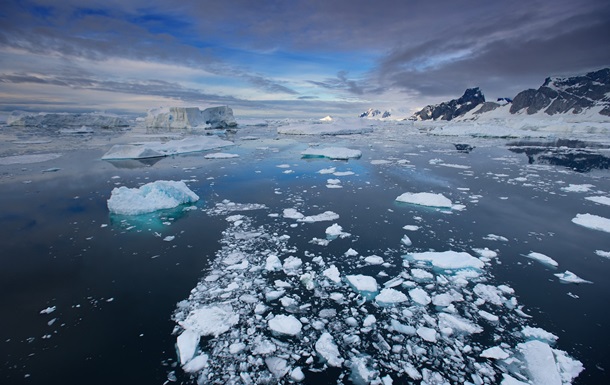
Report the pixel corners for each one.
[359,108,391,119]
[411,88,485,121]
[510,68,610,116]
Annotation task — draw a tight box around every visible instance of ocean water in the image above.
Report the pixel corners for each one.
[0,124,609,384]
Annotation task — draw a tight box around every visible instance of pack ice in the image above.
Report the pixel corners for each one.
[107,180,199,215]
[101,136,233,160]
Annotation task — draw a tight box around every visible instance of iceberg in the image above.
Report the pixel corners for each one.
[554,270,593,284]
[518,340,583,385]
[107,180,199,215]
[145,106,237,129]
[7,111,129,128]
[525,251,559,267]
[395,192,453,208]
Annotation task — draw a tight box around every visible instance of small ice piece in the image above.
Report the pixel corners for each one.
[571,213,610,233]
[554,270,593,284]
[349,355,378,385]
[182,354,208,373]
[484,234,508,241]
[40,306,56,315]
[375,288,408,305]
[522,326,558,343]
[179,305,239,337]
[318,167,336,174]
[438,313,483,334]
[229,342,246,354]
[472,248,498,258]
[301,147,362,160]
[323,265,341,283]
[411,268,434,281]
[473,284,504,305]
[390,319,416,335]
[525,251,558,267]
[345,248,359,257]
[290,367,305,382]
[364,255,384,265]
[417,327,437,342]
[283,256,303,272]
[163,236,175,242]
[299,211,340,223]
[177,329,200,365]
[283,208,304,219]
[480,346,509,360]
[401,235,412,246]
[326,223,350,238]
[561,184,594,192]
[265,356,289,378]
[432,291,463,307]
[501,374,529,385]
[403,225,419,231]
[346,275,378,293]
[107,180,199,215]
[405,250,484,270]
[596,250,610,259]
[268,314,302,336]
[363,314,376,327]
[408,287,431,305]
[478,310,499,322]
[315,332,344,367]
[396,192,453,208]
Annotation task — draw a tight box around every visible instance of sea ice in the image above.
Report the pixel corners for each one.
[405,250,485,270]
[561,184,594,193]
[107,180,199,215]
[438,313,483,334]
[417,327,437,342]
[480,346,509,360]
[102,136,233,160]
[268,314,302,336]
[522,326,558,343]
[204,152,239,159]
[554,270,593,284]
[265,356,290,378]
[363,255,384,265]
[323,265,341,283]
[375,288,408,305]
[0,153,62,165]
[585,196,610,206]
[596,250,610,258]
[177,329,200,365]
[408,287,431,305]
[346,275,378,293]
[395,192,453,208]
[301,147,362,160]
[571,213,610,233]
[182,354,208,373]
[299,211,340,223]
[525,251,559,267]
[315,332,344,367]
[179,305,239,337]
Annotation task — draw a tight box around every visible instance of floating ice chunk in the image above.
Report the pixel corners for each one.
[375,288,408,305]
[345,248,359,257]
[290,367,305,382]
[204,152,239,159]
[473,284,504,305]
[396,192,452,208]
[315,332,344,367]
[401,235,412,246]
[268,314,302,336]
[226,260,249,270]
[346,275,378,293]
[484,234,508,241]
[283,256,303,273]
[301,147,362,160]
[501,374,529,385]
[179,305,238,337]
[265,255,282,271]
[405,251,484,270]
[283,208,304,219]
[522,326,558,343]
[571,213,610,233]
[432,291,463,307]
[518,340,563,385]
[561,184,594,192]
[40,306,56,314]
[265,356,289,378]
[318,167,336,174]
[107,180,199,215]
[411,268,434,281]
[596,250,610,258]
[417,327,437,342]
[438,313,483,334]
[182,354,208,373]
[364,255,384,265]
[390,319,416,335]
[0,153,62,165]
[323,265,341,283]
[102,136,233,160]
[363,314,377,327]
[472,247,498,258]
[299,211,340,223]
[585,196,610,206]
[176,329,200,365]
[326,223,350,238]
[525,251,558,267]
[371,159,392,165]
[101,145,163,160]
[480,346,509,360]
[349,355,378,385]
[554,270,593,284]
[408,287,431,305]
[229,342,246,354]
[479,310,499,322]
[403,225,420,231]
[163,236,175,242]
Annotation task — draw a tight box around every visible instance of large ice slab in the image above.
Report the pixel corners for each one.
[404,250,485,270]
[179,304,239,337]
[571,213,610,233]
[396,192,453,208]
[145,106,237,129]
[102,136,233,160]
[107,180,199,215]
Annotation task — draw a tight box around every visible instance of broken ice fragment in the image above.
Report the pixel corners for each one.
[268,314,302,336]
[396,192,452,208]
[375,288,408,305]
[179,305,238,337]
[315,332,344,367]
[554,270,593,284]
[107,180,199,215]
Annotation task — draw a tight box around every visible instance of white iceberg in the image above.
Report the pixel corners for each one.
[375,288,408,305]
[145,106,237,129]
[525,251,558,267]
[107,180,199,215]
[571,213,610,233]
[179,305,239,337]
[518,340,583,385]
[268,314,302,336]
[278,118,372,135]
[554,270,593,284]
[301,147,362,160]
[315,332,344,367]
[404,250,484,270]
[395,192,453,208]
[346,274,378,293]
[408,287,431,305]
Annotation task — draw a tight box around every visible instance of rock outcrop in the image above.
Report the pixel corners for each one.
[7,112,129,128]
[510,68,610,116]
[145,106,237,129]
[412,88,485,121]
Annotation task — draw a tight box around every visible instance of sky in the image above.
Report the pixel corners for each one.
[0,0,609,118]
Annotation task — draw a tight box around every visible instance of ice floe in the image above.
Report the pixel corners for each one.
[102,136,233,160]
[571,213,610,233]
[301,147,362,160]
[585,196,610,206]
[107,180,199,215]
[395,192,453,208]
[0,153,62,165]
[525,251,559,267]
[554,271,593,284]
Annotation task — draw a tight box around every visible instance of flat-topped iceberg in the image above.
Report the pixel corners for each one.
[7,111,129,128]
[396,192,453,208]
[571,213,610,233]
[107,180,199,215]
[102,136,233,160]
[145,106,237,129]
[301,147,362,160]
